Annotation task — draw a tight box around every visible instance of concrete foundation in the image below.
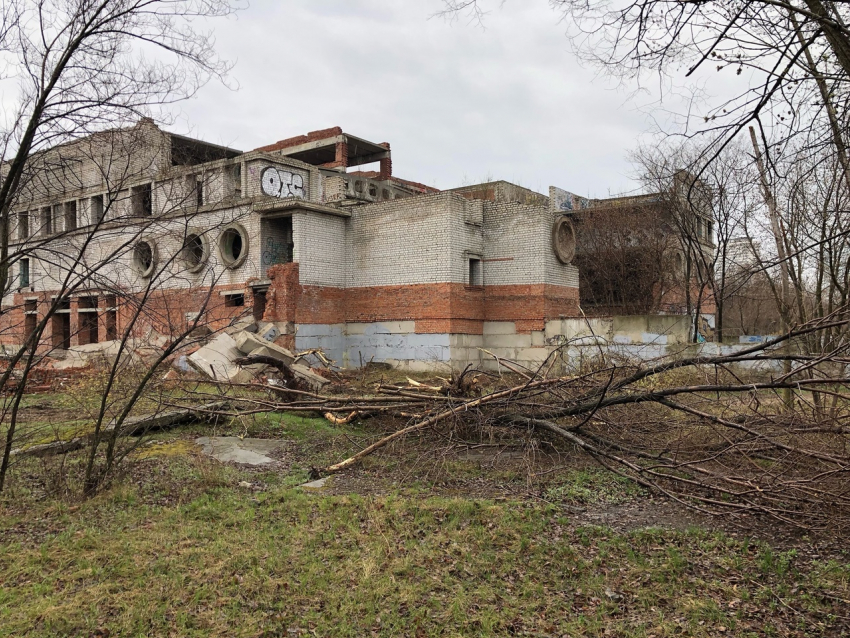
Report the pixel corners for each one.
[293,317,779,372]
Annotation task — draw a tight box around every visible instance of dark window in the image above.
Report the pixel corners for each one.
[65,201,77,230]
[252,290,267,321]
[78,300,99,345]
[219,226,247,268]
[18,211,29,239]
[132,183,152,217]
[19,259,29,288]
[91,194,105,224]
[224,293,245,307]
[41,207,52,235]
[196,178,204,207]
[468,258,483,286]
[24,300,37,344]
[51,299,71,350]
[133,241,155,277]
[182,233,206,270]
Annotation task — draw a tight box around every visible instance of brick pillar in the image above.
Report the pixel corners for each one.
[334,141,349,169]
[263,262,301,324]
[379,142,392,180]
[69,298,81,347]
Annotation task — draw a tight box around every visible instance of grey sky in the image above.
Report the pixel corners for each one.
[174,1,658,199]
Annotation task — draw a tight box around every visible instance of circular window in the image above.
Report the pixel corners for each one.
[133,240,156,278]
[551,216,576,264]
[182,232,208,272]
[218,224,248,269]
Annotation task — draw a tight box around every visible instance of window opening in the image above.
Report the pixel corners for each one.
[18,211,29,239]
[131,183,152,217]
[219,225,248,268]
[41,207,52,235]
[24,300,37,344]
[468,258,483,286]
[19,259,29,288]
[252,290,267,321]
[52,204,64,232]
[224,293,245,307]
[133,241,155,277]
[51,298,71,350]
[64,201,77,230]
[91,194,105,224]
[182,233,207,271]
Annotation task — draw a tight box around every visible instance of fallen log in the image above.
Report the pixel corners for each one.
[10,401,228,458]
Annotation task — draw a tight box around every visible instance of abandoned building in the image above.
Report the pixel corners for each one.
[1,120,714,369]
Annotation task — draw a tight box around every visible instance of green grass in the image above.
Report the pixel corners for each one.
[0,455,848,637]
[545,467,646,505]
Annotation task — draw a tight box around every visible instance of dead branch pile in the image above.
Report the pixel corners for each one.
[214,317,850,532]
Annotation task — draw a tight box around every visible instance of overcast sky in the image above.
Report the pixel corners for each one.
[174,1,663,198]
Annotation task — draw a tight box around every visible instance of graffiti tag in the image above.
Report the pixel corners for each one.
[550,186,589,213]
[262,237,292,266]
[261,166,305,199]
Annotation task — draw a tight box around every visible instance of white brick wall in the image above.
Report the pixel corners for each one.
[293,211,346,287]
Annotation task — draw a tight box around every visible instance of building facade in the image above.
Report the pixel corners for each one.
[2,121,588,370]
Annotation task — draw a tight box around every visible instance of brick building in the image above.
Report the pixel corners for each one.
[2,120,590,370]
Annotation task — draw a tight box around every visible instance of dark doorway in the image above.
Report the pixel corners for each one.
[52,298,71,350]
[79,312,99,345]
[252,290,267,321]
[52,314,71,350]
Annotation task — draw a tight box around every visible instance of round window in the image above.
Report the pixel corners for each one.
[133,240,156,278]
[551,216,576,265]
[219,224,248,269]
[182,232,208,272]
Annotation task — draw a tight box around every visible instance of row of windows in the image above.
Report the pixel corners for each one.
[695,216,714,242]
[23,295,118,349]
[132,224,253,278]
[12,167,240,241]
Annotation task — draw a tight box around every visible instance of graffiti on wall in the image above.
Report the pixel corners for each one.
[261,166,306,199]
[262,237,292,266]
[549,186,589,213]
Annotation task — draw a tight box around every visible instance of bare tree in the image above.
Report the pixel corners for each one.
[0,0,243,495]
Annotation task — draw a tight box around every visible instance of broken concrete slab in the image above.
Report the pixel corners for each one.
[288,362,330,391]
[299,476,330,491]
[256,322,280,342]
[234,331,294,363]
[195,436,285,465]
[189,333,264,383]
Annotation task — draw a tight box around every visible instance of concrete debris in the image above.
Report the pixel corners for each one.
[187,327,330,391]
[50,339,166,371]
[299,476,330,491]
[257,322,280,342]
[188,333,264,384]
[195,436,284,465]
[288,363,329,392]
[235,331,294,364]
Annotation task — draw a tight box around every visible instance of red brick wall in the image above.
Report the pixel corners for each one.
[262,266,581,334]
[0,283,254,350]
